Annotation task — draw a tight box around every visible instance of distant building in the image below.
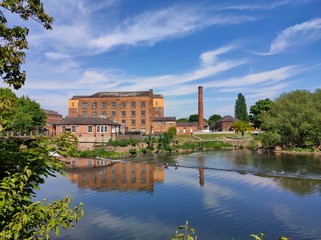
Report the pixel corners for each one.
[176,122,198,135]
[210,115,238,132]
[44,110,63,136]
[54,117,121,149]
[152,117,176,134]
[68,90,164,134]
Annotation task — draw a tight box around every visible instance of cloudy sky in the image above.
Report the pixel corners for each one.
[2,0,321,118]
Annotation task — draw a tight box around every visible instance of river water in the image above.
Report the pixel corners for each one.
[36,150,321,240]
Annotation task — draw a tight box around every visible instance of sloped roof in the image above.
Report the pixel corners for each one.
[54,117,120,126]
[176,122,198,127]
[218,115,238,122]
[153,117,176,122]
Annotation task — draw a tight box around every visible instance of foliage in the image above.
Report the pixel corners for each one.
[0,0,53,89]
[176,117,188,123]
[0,88,17,130]
[232,121,253,137]
[188,114,198,122]
[176,141,232,150]
[249,98,273,129]
[157,132,173,151]
[260,89,321,148]
[255,132,282,148]
[208,114,221,126]
[167,126,177,139]
[69,148,121,158]
[11,95,47,133]
[170,221,197,240]
[107,138,139,147]
[234,93,249,122]
[195,133,239,140]
[0,132,84,239]
[144,135,155,150]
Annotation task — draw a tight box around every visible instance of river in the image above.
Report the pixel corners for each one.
[36,150,321,240]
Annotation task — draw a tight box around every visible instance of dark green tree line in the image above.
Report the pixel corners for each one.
[260,89,321,148]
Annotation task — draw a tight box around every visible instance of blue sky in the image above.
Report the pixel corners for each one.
[2,0,321,118]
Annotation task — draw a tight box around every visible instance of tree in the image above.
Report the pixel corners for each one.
[208,114,221,126]
[0,88,17,130]
[188,114,198,122]
[167,126,177,139]
[0,1,84,238]
[176,117,188,123]
[0,0,53,89]
[232,120,253,137]
[234,93,249,122]
[0,133,84,239]
[249,98,273,129]
[10,95,47,133]
[260,89,321,148]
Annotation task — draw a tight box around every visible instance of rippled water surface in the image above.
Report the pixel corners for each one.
[36,150,321,240]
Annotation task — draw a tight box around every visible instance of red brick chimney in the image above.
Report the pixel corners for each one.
[198,86,204,130]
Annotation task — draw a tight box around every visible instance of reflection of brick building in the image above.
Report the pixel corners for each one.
[67,159,164,192]
[44,110,63,136]
[68,90,165,134]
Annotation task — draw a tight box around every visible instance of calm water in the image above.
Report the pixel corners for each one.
[36,150,321,240]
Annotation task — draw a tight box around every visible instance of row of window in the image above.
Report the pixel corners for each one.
[153,122,174,126]
[82,101,146,109]
[82,110,146,117]
[61,125,109,133]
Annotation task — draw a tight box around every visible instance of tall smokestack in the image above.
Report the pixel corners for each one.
[198,86,204,130]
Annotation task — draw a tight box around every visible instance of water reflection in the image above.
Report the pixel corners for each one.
[66,158,164,192]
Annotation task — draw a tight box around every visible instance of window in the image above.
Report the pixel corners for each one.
[141,110,145,116]
[162,122,166,126]
[112,111,116,117]
[61,126,66,133]
[121,119,126,125]
[92,102,97,109]
[82,111,87,117]
[169,122,173,125]
[155,101,158,106]
[88,126,93,133]
[131,119,136,125]
[111,102,117,108]
[82,102,87,109]
[71,102,75,107]
[97,125,108,133]
[141,119,145,125]
[102,102,107,109]
[121,111,126,116]
[131,102,136,108]
[102,111,106,116]
[155,107,158,111]
[71,125,76,133]
[121,102,126,108]
[131,110,136,116]
[141,128,146,133]
[92,111,97,117]
[155,114,159,117]
[141,101,146,108]
[154,122,158,125]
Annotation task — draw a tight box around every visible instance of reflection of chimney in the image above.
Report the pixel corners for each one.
[198,86,204,130]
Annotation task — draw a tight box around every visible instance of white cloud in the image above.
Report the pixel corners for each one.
[266,18,321,55]
[200,44,238,67]
[89,6,255,53]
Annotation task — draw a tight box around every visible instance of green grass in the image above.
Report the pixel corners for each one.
[176,135,197,142]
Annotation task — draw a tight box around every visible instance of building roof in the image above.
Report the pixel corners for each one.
[176,122,199,127]
[219,115,238,122]
[44,109,62,115]
[70,90,157,100]
[153,117,176,122]
[55,117,121,126]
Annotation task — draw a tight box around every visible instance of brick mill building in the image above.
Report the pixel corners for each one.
[68,90,168,135]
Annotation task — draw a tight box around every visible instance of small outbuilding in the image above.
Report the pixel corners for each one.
[210,115,238,132]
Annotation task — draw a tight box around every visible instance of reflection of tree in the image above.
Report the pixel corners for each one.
[273,177,321,196]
